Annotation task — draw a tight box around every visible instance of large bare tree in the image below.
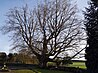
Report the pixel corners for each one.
[1,0,84,67]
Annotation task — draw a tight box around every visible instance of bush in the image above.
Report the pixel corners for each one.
[47,62,56,67]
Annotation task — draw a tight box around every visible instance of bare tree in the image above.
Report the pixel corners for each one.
[1,0,84,67]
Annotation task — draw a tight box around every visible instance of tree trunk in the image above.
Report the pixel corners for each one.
[37,55,49,68]
[85,46,98,73]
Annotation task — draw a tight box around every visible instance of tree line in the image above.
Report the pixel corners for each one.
[0,52,38,64]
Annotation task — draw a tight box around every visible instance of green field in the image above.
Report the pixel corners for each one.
[48,61,86,69]
[11,70,35,73]
[11,69,71,73]
[68,62,86,69]
[34,69,71,73]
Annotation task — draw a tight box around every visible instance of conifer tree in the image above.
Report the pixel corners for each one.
[84,0,98,73]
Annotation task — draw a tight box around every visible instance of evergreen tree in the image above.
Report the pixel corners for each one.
[84,0,98,73]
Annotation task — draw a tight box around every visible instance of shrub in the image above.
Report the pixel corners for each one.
[47,62,56,67]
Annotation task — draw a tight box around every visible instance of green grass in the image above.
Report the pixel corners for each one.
[11,69,71,73]
[68,62,86,69]
[11,70,35,73]
[47,61,86,69]
[34,68,71,73]
[11,69,72,73]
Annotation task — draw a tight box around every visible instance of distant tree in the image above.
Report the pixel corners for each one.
[7,53,14,62]
[84,0,98,73]
[7,53,37,64]
[8,53,13,59]
[0,52,6,63]
[1,0,84,67]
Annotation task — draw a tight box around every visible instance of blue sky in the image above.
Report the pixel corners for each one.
[0,0,89,54]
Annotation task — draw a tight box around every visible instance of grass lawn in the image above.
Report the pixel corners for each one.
[68,62,86,69]
[48,61,86,69]
[11,70,35,73]
[11,69,72,73]
[34,68,71,73]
